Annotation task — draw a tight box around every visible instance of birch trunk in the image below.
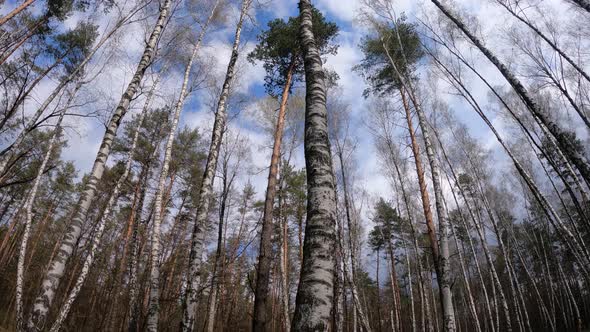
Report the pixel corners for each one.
[430,0,590,189]
[408,89,456,332]
[426,39,590,216]
[428,45,590,274]
[279,180,292,332]
[15,84,76,331]
[506,243,531,332]
[205,159,234,332]
[291,0,338,329]
[384,231,402,332]
[144,9,211,327]
[387,141,431,332]
[333,213,344,332]
[376,249,383,332]
[510,232,555,331]
[377,26,458,329]
[457,171,512,332]
[448,208,481,332]
[0,9,138,180]
[557,265,581,332]
[180,1,250,329]
[431,122,496,332]
[403,238,416,332]
[397,86,456,331]
[336,148,372,332]
[253,58,296,332]
[27,1,171,328]
[48,74,154,331]
[126,156,155,332]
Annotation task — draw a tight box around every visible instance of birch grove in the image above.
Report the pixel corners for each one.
[1,0,590,331]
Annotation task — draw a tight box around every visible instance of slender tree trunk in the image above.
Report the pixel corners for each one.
[397,87,456,331]
[48,74,153,331]
[0,18,45,66]
[385,234,401,332]
[144,5,212,328]
[510,232,555,331]
[291,0,339,329]
[376,248,383,332]
[14,83,76,331]
[403,238,416,332]
[253,57,296,332]
[278,173,292,332]
[379,28,456,328]
[431,122,496,332]
[505,243,532,332]
[428,258,439,332]
[333,208,344,332]
[0,10,135,180]
[536,63,590,130]
[23,202,55,274]
[430,0,590,189]
[205,163,234,332]
[452,162,512,332]
[387,141,431,332]
[0,56,62,133]
[107,134,159,331]
[127,135,161,332]
[557,265,581,332]
[425,38,590,215]
[0,0,37,27]
[180,1,250,329]
[26,1,170,328]
[336,148,372,332]
[407,90,456,332]
[448,208,481,332]
[428,44,590,275]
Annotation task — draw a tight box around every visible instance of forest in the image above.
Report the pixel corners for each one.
[0,0,589,330]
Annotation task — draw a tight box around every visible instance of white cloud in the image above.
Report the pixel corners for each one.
[6,0,589,274]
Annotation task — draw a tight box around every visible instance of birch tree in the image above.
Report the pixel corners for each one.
[290,0,339,329]
[248,10,338,331]
[27,0,173,327]
[144,1,218,329]
[181,0,252,329]
[429,0,590,193]
[14,82,79,332]
[356,12,457,330]
[0,2,145,182]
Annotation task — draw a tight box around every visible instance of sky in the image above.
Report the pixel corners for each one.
[2,0,589,266]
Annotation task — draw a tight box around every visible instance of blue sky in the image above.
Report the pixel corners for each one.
[5,0,588,204]
[3,0,589,275]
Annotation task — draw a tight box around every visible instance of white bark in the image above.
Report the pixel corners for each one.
[181,1,250,329]
[510,231,555,331]
[380,34,456,331]
[430,0,590,202]
[403,238,416,332]
[280,213,291,332]
[335,146,371,332]
[290,1,339,329]
[27,1,172,328]
[0,7,141,181]
[144,10,211,328]
[47,70,162,332]
[15,84,77,332]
